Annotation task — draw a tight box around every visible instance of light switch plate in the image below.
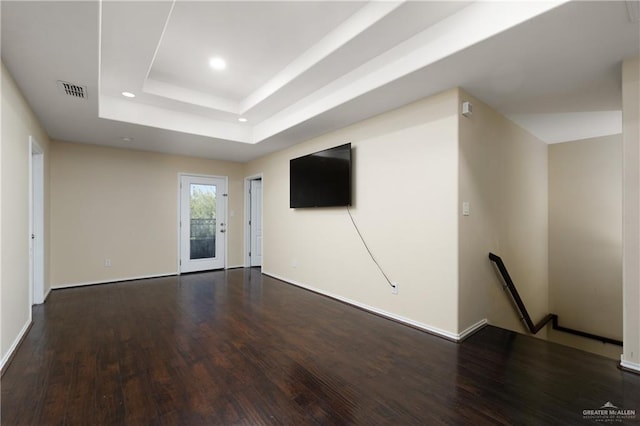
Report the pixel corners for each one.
[462,202,470,216]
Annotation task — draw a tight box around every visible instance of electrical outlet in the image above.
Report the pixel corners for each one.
[291,258,297,269]
[391,282,399,295]
[104,259,112,267]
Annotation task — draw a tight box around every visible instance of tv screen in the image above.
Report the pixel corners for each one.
[290,143,351,208]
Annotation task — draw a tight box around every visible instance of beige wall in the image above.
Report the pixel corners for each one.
[547,135,622,359]
[458,90,549,336]
[50,141,245,287]
[1,62,51,366]
[622,57,640,372]
[1,65,3,366]
[245,89,461,336]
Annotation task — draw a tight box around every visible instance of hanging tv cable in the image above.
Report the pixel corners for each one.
[346,206,396,290]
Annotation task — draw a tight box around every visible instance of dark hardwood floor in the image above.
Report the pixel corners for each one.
[2,268,639,425]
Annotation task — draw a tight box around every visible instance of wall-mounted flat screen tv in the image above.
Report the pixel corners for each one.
[290,143,351,208]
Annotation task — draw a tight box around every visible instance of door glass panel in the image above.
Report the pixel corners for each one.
[190,183,216,259]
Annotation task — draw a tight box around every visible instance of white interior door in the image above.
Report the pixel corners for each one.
[29,137,45,305]
[180,175,227,273]
[250,179,263,267]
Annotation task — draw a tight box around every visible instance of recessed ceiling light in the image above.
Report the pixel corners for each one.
[209,57,227,70]
[122,137,133,142]
[238,117,248,123]
[121,91,136,98]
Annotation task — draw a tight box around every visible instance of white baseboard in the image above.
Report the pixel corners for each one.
[1,320,32,371]
[620,357,640,373]
[458,319,488,341]
[263,270,486,342]
[53,273,177,289]
[43,286,52,302]
[226,264,246,270]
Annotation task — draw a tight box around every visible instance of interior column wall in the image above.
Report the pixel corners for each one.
[622,56,640,372]
[458,89,549,336]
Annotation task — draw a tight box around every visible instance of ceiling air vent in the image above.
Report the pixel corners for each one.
[56,80,87,99]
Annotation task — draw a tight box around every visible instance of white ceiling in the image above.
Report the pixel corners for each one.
[1,1,639,163]
[149,1,366,100]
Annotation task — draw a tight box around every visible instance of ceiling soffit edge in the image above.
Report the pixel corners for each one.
[98,0,569,145]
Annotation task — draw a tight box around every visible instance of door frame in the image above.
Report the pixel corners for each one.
[29,136,45,305]
[177,173,229,274]
[244,173,263,267]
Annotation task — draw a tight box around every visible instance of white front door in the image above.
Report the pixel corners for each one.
[180,175,227,273]
[250,179,263,267]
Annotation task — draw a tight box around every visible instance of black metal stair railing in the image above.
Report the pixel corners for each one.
[488,253,622,347]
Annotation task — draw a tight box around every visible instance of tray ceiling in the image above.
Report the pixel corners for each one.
[2,1,638,162]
